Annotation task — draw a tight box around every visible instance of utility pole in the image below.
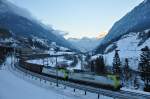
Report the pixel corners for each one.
[56,55,58,87]
[13,47,16,67]
[55,47,59,87]
[80,54,83,70]
[11,52,13,67]
[13,42,17,68]
[47,57,48,67]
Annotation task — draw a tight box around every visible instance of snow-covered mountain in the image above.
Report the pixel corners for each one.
[103,29,150,70]
[0,0,76,50]
[96,0,150,53]
[94,0,150,70]
[68,37,102,52]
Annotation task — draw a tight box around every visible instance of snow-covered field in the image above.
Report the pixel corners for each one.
[0,57,111,99]
[26,56,82,70]
[26,56,73,67]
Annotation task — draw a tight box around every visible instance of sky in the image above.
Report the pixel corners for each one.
[8,0,144,39]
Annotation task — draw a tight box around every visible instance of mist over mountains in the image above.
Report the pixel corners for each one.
[68,37,102,52]
[0,0,76,50]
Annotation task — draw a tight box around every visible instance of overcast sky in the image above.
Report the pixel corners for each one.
[8,0,144,39]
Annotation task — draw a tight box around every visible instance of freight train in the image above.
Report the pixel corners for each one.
[19,61,121,91]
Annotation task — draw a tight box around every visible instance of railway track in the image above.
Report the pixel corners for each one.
[120,90,150,99]
[14,64,150,99]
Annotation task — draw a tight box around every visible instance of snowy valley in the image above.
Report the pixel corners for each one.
[0,0,150,99]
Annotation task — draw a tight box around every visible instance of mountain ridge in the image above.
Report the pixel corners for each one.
[0,0,76,51]
[96,0,150,53]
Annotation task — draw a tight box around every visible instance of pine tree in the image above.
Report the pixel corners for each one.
[113,50,121,75]
[139,46,150,91]
[84,54,91,71]
[90,60,95,72]
[124,58,131,81]
[95,56,105,74]
[134,76,139,89]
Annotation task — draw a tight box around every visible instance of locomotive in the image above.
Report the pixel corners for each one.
[42,66,121,90]
[20,61,121,91]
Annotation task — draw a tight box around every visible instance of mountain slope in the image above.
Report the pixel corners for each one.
[68,37,102,52]
[94,0,150,70]
[104,29,150,70]
[0,0,75,50]
[96,0,150,53]
[0,28,12,38]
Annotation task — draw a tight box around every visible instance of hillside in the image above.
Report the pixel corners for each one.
[96,0,150,53]
[103,29,150,70]
[0,0,76,50]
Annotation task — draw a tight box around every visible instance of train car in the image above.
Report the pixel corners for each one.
[21,61,121,91]
[68,72,121,90]
[42,66,68,80]
[42,66,121,90]
[19,61,43,74]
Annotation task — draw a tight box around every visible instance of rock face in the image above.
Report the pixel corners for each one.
[96,0,150,53]
[0,0,75,50]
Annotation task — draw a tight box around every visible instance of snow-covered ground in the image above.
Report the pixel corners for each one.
[45,50,76,56]
[26,58,82,70]
[67,58,81,70]
[121,87,150,95]
[26,55,82,70]
[26,56,73,67]
[0,57,111,99]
